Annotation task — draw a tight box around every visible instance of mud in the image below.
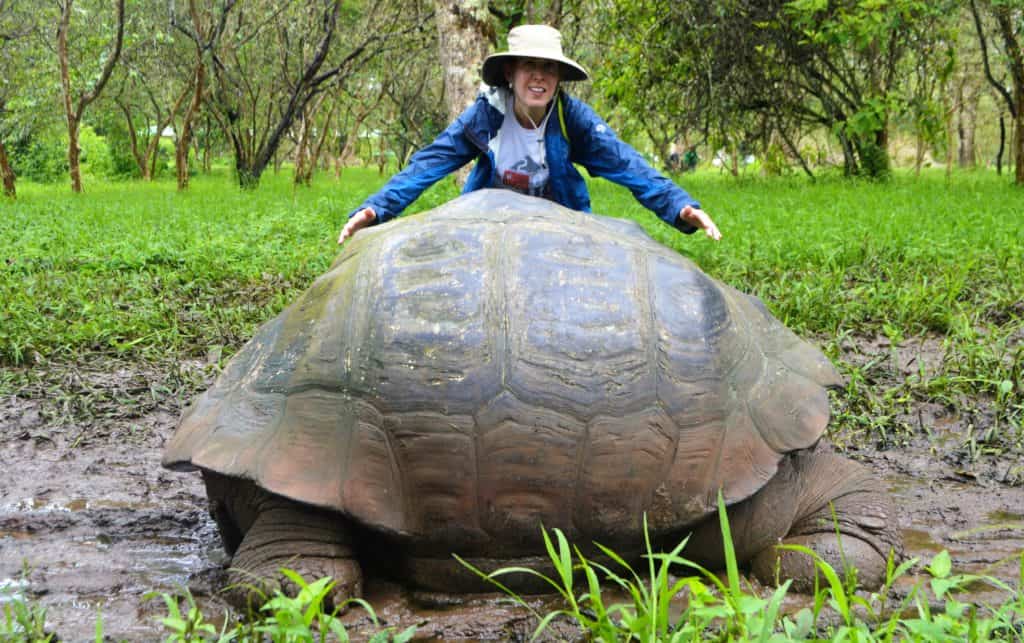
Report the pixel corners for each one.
[1,337,1022,641]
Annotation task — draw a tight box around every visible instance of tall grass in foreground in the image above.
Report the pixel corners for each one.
[1,569,417,642]
[456,496,1024,642]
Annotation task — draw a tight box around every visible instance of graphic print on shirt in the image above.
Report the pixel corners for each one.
[503,155,548,195]
[493,95,553,198]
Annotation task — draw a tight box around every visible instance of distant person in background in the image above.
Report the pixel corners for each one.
[339,25,720,244]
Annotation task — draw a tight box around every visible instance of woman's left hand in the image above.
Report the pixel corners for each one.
[679,205,722,241]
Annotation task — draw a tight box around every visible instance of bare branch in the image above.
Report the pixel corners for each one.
[970,0,1015,118]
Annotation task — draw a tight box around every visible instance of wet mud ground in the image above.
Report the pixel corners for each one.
[1,337,1022,641]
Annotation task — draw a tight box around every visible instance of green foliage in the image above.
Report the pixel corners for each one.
[9,136,67,183]
[77,125,115,178]
[1,583,54,642]
[7,123,136,182]
[94,114,146,178]
[896,549,1024,641]
[855,138,892,180]
[146,569,416,643]
[459,500,1024,642]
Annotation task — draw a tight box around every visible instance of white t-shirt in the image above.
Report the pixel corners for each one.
[490,96,552,198]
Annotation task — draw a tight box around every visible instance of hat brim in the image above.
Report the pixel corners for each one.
[481,52,589,87]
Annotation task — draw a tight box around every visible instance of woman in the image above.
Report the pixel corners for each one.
[339,24,720,244]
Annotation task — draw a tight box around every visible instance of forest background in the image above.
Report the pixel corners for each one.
[2,0,1024,196]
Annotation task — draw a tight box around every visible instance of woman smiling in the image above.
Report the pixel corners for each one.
[339,24,720,244]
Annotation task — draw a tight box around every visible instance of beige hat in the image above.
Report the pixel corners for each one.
[481,24,589,86]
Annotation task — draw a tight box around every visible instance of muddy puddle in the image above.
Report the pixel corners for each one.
[1,346,1022,641]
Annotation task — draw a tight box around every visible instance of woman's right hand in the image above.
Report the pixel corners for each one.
[338,207,376,245]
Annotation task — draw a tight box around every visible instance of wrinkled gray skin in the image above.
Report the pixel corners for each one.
[164,190,902,608]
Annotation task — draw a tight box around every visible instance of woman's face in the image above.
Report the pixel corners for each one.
[506,57,560,115]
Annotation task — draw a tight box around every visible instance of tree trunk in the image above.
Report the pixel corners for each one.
[435,0,491,116]
[294,115,310,185]
[0,139,15,198]
[997,114,1006,175]
[1016,86,1024,185]
[914,130,924,177]
[434,0,491,186]
[67,121,83,192]
[946,101,956,182]
[202,115,212,172]
[57,1,82,193]
[56,0,125,193]
[177,61,204,191]
[308,100,338,182]
[118,102,149,179]
[958,80,980,168]
[838,131,857,176]
[294,94,327,186]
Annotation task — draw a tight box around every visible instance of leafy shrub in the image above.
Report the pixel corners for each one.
[98,116,142,178]
[77,125,114,178]
[9,136,67,183]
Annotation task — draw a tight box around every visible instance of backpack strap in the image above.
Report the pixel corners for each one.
[557,94,570,151]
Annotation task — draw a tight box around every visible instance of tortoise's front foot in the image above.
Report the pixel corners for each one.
[224,498,363,612]
[751,532,889,592]
[750,451,903,592]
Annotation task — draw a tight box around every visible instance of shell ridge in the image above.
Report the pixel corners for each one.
[478,221,511,541]
[342,232,377,505]
[639,247,682,530]
[733,286,789,492]
[570,408,591,539]
[372,232,411,527]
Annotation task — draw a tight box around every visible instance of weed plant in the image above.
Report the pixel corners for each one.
[458,497,1024,642]
[1,568,415,642]
[1,578,53,642]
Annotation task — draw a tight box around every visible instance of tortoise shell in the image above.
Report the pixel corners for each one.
[163,189,841,548]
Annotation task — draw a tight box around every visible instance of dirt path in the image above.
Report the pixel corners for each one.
[1,342,1022,641]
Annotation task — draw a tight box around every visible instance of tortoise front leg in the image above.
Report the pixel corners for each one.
[673,450,902,592]
[747,450,903,591]
[203,473,363,610]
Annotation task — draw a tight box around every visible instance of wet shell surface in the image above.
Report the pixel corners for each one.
[163,189,841,547]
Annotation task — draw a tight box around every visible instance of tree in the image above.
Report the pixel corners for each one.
[596,1,772,175]
[185,0,416,188]
[109,3,194,180]
[434,0,492,123]
[757,0,957,178]
[376,22,447,169]
[0,0,43,197]
[0,0,22,196]
[56,0,125,192]
[600,0,957,179]
[970,0,1024,184]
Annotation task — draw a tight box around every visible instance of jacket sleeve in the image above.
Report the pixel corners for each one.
[566,98,699,234]
[348,104,483,223]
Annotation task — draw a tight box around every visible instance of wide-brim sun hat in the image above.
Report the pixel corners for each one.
[481,24,589,87]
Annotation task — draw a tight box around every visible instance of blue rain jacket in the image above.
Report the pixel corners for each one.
[349,86,699,234]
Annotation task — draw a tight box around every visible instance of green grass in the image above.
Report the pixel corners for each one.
[1,567,416,642]
[3,168,1019,357]
[454,501,1024,642]
[2,167,1021,450]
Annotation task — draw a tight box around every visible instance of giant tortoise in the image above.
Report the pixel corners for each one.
[163,189,902,605]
